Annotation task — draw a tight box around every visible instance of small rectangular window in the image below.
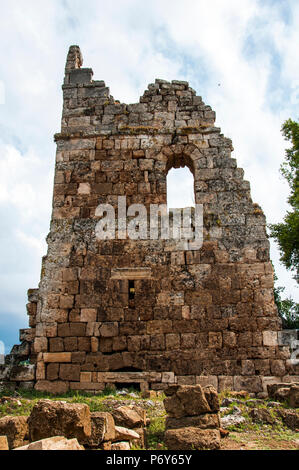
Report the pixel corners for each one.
[129,280,135,300]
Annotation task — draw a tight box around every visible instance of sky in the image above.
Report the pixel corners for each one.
[0,0,298,353]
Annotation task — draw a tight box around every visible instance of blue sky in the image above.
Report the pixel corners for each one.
[0,0,298,353]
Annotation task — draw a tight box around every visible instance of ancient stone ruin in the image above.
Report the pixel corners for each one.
[1,45,298,395]
[0,398,147,450]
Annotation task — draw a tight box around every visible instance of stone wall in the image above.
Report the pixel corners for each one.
[1,45,298,395]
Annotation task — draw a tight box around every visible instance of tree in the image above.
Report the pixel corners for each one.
[269,119,299,282]
[273,270,299,329]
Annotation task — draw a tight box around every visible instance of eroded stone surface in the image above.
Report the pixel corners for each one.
[165,428,221,450]
[28,400,91,444]
[1,44,297,395]
[0,416,28,449]
[14,436,84,451]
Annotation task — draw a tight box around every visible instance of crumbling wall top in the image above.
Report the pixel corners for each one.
[65,45,83,72]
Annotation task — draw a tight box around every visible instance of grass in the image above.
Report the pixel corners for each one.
[1,387,298,450]
[0,386,166,419]
[146,417,167,450]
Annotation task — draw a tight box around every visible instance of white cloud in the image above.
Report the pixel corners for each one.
[0,143,53,220]
[0,0,298,344]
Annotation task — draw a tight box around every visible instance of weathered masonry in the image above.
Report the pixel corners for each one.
[1,46,298,395]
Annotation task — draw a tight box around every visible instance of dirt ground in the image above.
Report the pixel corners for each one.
[221,431,299,450]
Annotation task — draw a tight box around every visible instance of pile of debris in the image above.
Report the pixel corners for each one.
[0,399,147,450]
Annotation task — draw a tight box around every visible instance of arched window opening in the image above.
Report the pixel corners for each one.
[167,166,195,210]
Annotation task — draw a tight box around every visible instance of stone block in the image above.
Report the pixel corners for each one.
[100,323,119,337]
[43,352,72,363]
[0,435,9,450]
[80,309,97,322]
[0,416,28,449]
[164,428,220,450]
[218,376,234,392]
[35,380,69,394]
[162,372,175,384]
[166,413,220,430]
[28,400,91,444]
[59,364,81,381]
[263,331,278,346]
[196,376,218,389]
[9,365,35,382]
[87,412,115,447]
[111,406,145,429]
[14,436,83,450]
[234,376,263,393]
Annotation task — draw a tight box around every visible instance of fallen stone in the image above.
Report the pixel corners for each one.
[220,407,230,414]
[221,398,243,407]
[228,391,248,399]
[0,435,9,450]
[267,401,282,408]
[274,387,292,402]
[114,426,140,442]
[131,405,147,426]
[231,405,242,415]
[88,412,115,447]
[111,406,145,429]
[289,385,299,408]
[203,386,220,412]
[99,441,112,450]
[164,427,221,450]
[249,408,275,425]
[28,400,91,445]
[245,399,265,407]
[276,408,299,431]
[267,382,299,404]
[220,415,246,429]
[141,391,157,399]
[111,441,131,450]
[0,397,22,406]
[14,436,84,450]
[0,416,28,449]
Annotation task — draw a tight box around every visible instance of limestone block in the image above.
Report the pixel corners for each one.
[87,412,115,447]
[234,376,263,393]
[100,323,119,337]
[114,426,140,442]
[14,436,84,450]
[80,309,97,322]
[166,413,220,430]
[263,331,278,347]
[111,441,131,450]
[34,380,69,394]
[28,400,91,445]
[43,352,72,363]
[165,428,220,450]
[0,436,9,450]
[0,416,28,449]
[196,376,218,389]
[111,406,145,429]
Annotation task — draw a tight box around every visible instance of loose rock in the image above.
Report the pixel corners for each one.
[0,416,28,449]
[14,436,84,451]
[28,399,91,445]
